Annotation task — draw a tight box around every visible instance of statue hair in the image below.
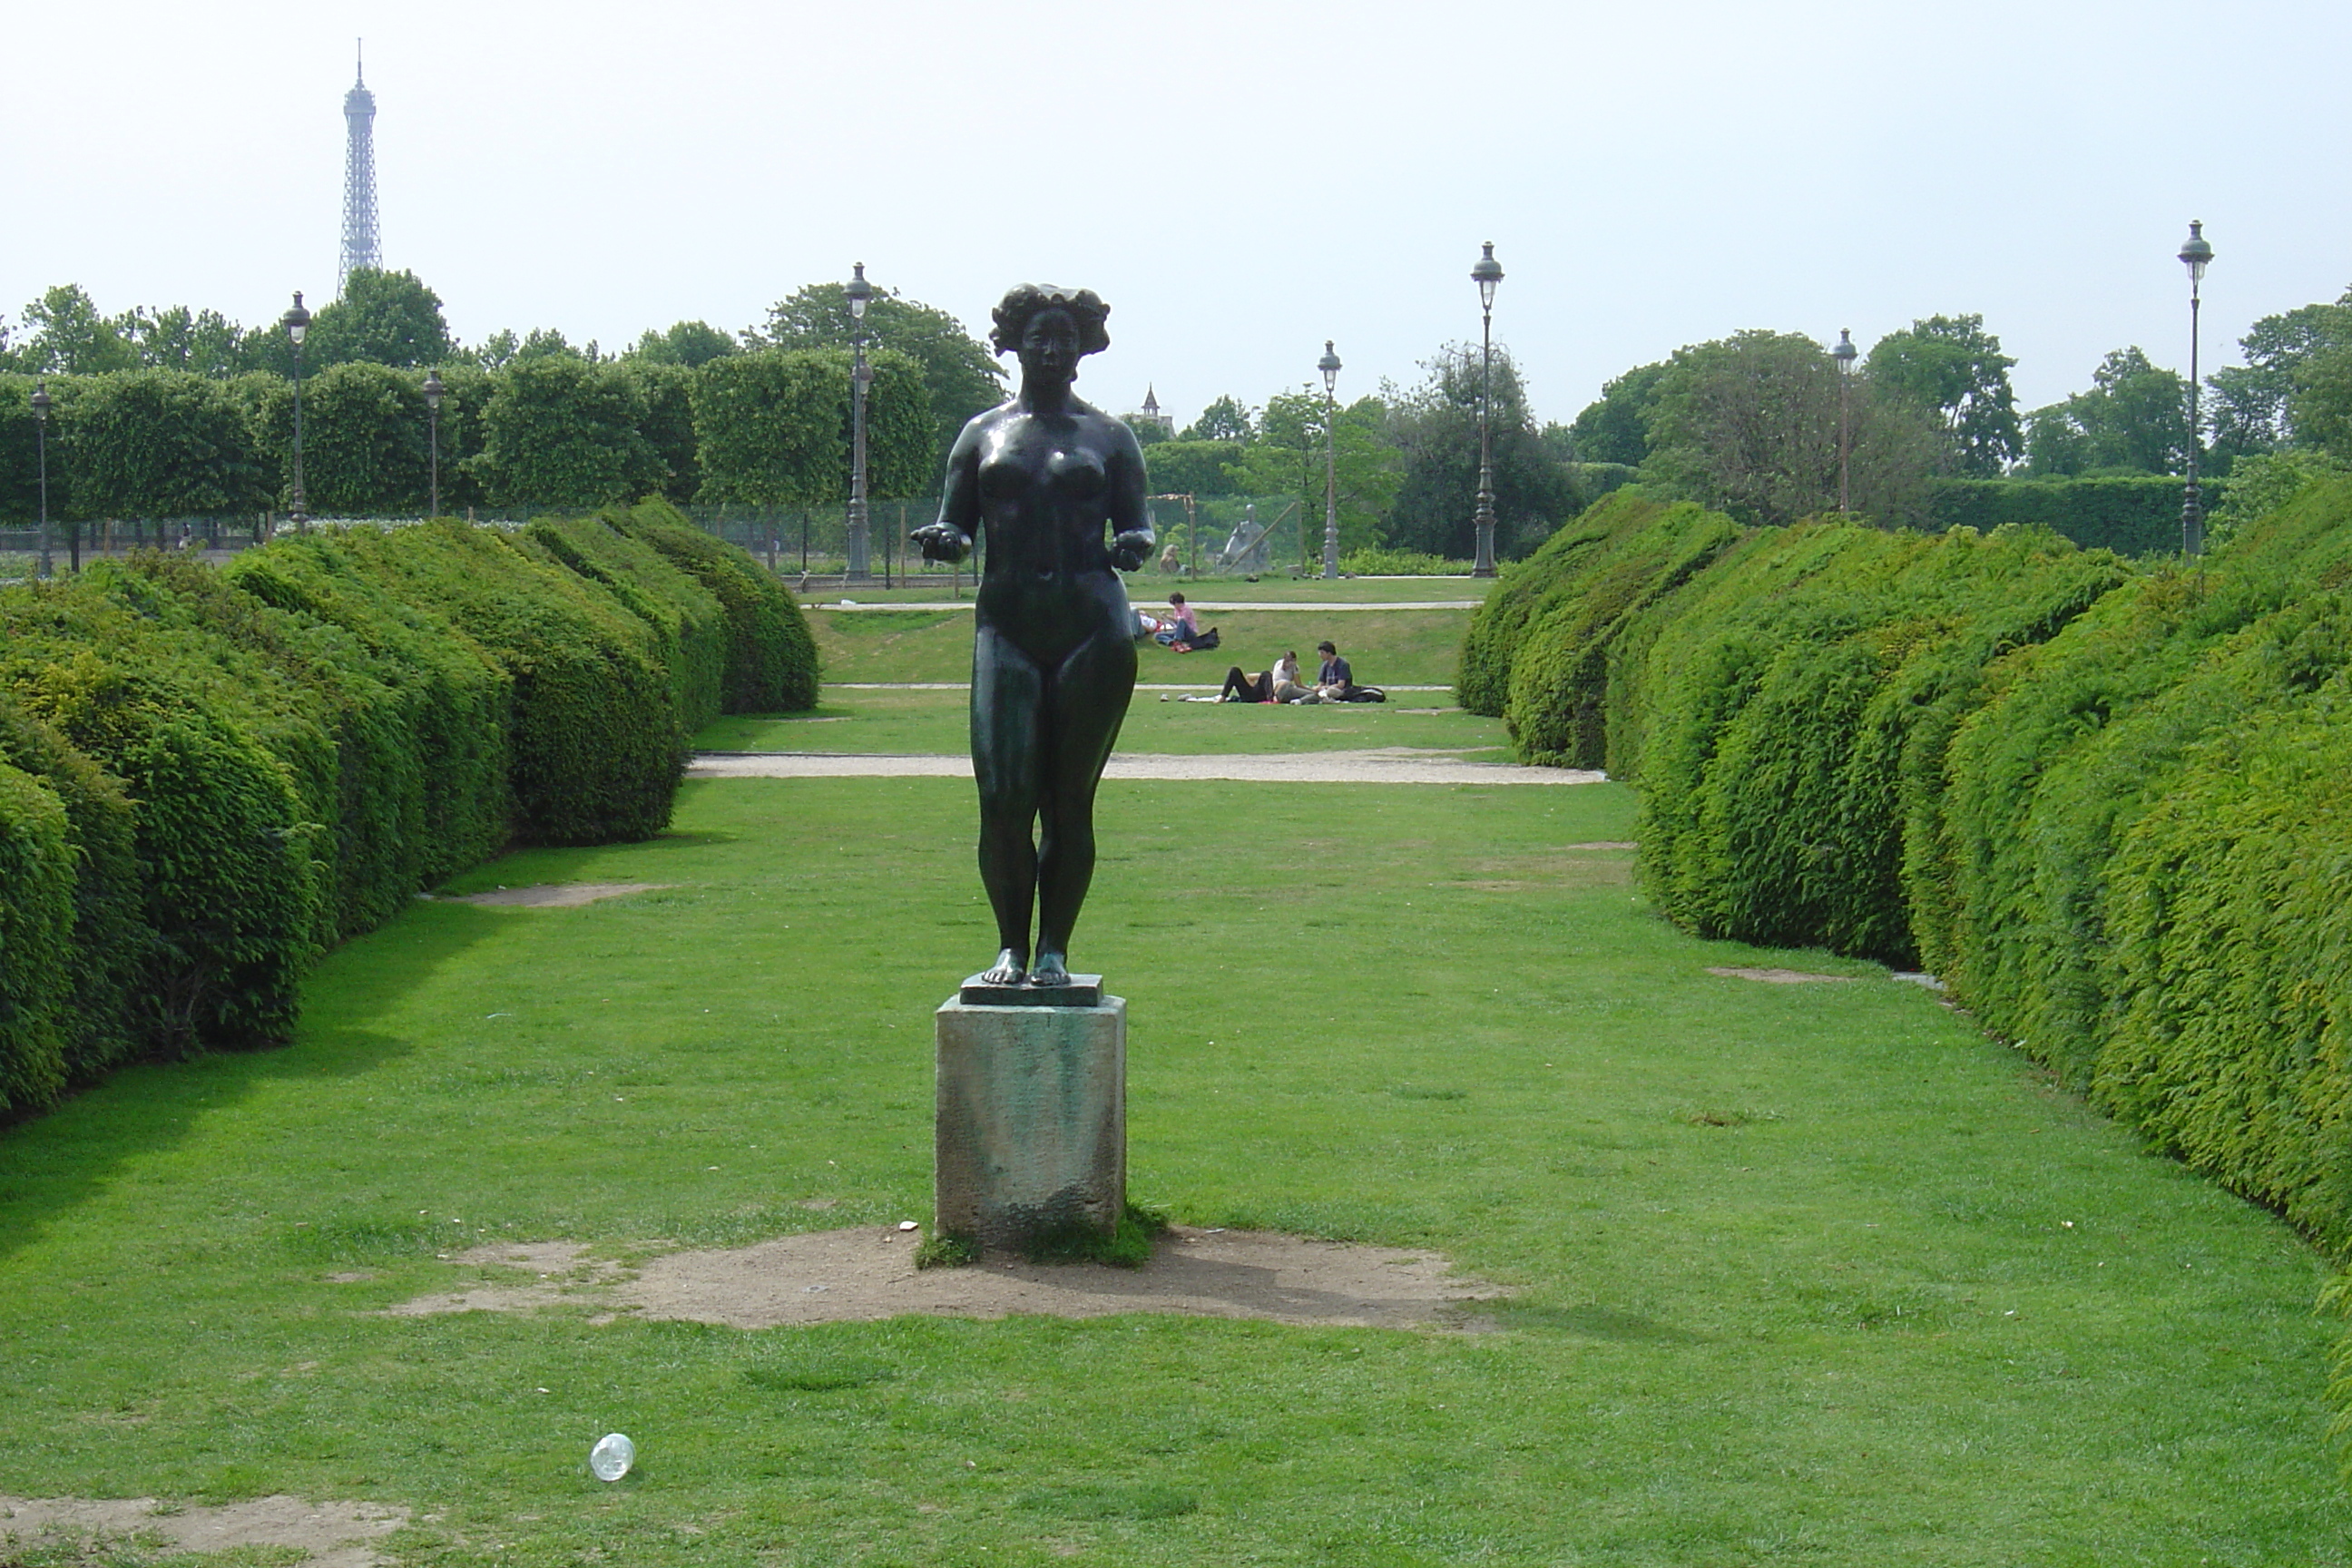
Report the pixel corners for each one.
[990,284,1112,357]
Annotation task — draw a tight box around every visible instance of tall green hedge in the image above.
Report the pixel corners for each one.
[0,511,796,1114]
[1924,475,2225,557]
[329,522,683,845]
[607,499,820,712]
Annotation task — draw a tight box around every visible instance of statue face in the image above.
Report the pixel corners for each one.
[1019,308,1083,385]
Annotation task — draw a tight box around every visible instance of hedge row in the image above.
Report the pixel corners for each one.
[0,504,817,1115]
[1923,475,2225,557]
[1479,478,2352,1436]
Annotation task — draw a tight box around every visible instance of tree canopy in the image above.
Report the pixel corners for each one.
[1380,344,1573,559]
[757,283,1003,475]
[304,270,456,371]
[1864,313,2021,476]
[2024,348,2187,477]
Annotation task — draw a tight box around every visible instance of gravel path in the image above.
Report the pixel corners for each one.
[691,750,1604,786]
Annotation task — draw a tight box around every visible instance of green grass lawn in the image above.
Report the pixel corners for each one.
[812,607,1472,687]
[5,693,2348,1564]
[700,690,1508,759]
[811,574,1485,608]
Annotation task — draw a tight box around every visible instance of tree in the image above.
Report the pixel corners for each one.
[1564,361,1668,466]
[625,320,740,368]
[1135,439,1240,497]
[2205,289,2352,466]
[1382,345,1576,559]
[691,347,933,506]
[61,370,265,521]
[1181,396,1254,443]
[304,270,456,370]
[1639,329,1943,527]
[468,358,663,509]
[121,306,254,377]
[2022,348,2187,477]
[11,286,137,376]
[1226,390,1403,564]
[758,283,1004,475]
[2288,341,2352,459]
[622,361,701,503]
[1863,314,2020,475]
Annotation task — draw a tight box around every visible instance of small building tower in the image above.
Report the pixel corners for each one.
[339,43,381,289]
[1133,385,1175,438]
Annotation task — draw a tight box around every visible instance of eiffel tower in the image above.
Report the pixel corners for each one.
[339,42,380,289]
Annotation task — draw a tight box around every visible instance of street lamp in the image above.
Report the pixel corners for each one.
[845,261,875,582]
[1832,328,1857,516]
[2179,220,2214,557]
[30,381,54,577]
[422,369,445,517]
[1318,340,1343,579]
[1469,241,1504,578]
[281,290,311,533]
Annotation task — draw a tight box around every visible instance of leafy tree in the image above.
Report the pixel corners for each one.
[1382,344,1576,558]
[304,270,456,370]
[121,306,254,377]
[1864,314,2020,475]
[1120,414,1171,446]
[2204,289,2352,466]
[469,358,662,509]
[758,283,1003,476]
[623,361,701,503]
[1181,395,1254,443]
[516,328,593,363]
[1564,361,1668,466]
[1136,439,1240,497]
[625,320,740,368]
[2289,341,2352,459]
[286,362,432,514]
[2023,348,2187,477]
[1227,390,1403,563]
[1640,329,1943,527]
[472,329,521,370]
[692,347,933,506]
[61,370,265,520]
[11,286,137,376]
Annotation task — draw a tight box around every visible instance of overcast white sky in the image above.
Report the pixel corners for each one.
[7,0,2349,431]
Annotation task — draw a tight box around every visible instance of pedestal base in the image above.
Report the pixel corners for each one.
[935,993,1126,1252]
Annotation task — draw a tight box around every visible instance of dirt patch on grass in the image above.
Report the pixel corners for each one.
[440,883,672,908]
[0,1494,407,1567]
[1706,965,1857,985]
[389,1227,1501,1332]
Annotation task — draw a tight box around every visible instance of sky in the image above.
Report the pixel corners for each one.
[6,0,2350,434]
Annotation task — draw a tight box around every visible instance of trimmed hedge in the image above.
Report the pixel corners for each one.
[1924,475,2226,557]
[1543,475,2352,1446]
[0,511,801,1115]
[607,499,819,712]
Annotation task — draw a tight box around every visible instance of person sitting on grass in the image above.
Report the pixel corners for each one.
[1294,639,1352,702]
[1219,651,1305,703]
[1153,592,1199,646]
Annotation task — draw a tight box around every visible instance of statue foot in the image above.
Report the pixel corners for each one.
[1029,951,1073,987]
[979,950,1026,986]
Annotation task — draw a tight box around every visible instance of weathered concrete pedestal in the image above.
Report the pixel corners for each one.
[935,976,1125,1252]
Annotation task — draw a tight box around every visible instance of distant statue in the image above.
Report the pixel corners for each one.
[910,285,1152,988]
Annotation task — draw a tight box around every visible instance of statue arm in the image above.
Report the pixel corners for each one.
[912,416,984,563]
[1106,419,1153,571]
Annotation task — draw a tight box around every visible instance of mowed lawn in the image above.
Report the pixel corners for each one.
[808,604,1471,688]
[1,693,2347,1564]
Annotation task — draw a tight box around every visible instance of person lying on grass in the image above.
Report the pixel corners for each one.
[1218,651,1308,703]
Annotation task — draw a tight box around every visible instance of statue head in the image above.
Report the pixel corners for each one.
[990,284,1112,358]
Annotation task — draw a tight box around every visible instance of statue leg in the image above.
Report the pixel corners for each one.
[1032,626,1138,985]
[972,624,1045,984]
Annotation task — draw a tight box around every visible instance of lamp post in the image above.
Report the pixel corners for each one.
[1832,328,1857,516]
[1469,241,1504,578]
[422,369,444,516]
[31,381,54,577]
[1318,340,1343,579]
[282,291,311,533]
[2179,220,2214,557]
[845,261,875,582]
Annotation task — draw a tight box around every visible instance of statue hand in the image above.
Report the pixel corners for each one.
[910,523,971,564]
[1109,531,1153,571]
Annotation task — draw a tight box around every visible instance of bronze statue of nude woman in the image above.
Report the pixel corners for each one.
[910,285,1152,991]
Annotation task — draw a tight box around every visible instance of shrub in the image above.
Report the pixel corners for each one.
[1457,492,1664,717]
[331,522,683,844]
[526,513,728,736]
[606,499,819,711]
[1335,547,1473,577]
[0,755,74,1112]
[1924,476,2224,557]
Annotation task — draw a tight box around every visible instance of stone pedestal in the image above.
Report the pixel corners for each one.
[935,985,1125,1252]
